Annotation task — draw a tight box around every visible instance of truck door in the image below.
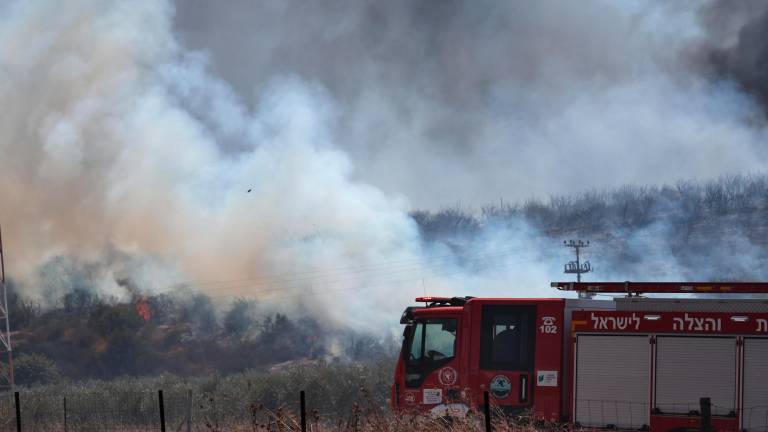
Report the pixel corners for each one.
[574,335,650,429]
[654,336,737,416]
[478,305,536,411]
[743,338,768,432]
[401,317,465,415]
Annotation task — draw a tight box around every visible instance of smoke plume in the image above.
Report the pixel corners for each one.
[0,0,431,330]
[698,0,768,118]
[175,0,768,207]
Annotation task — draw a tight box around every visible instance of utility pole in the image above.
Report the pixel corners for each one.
[563,239,591,283]
[0,225,14,391]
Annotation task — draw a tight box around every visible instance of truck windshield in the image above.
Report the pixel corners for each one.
[404,318,457,387]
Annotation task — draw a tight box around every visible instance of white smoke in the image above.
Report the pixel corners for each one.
[0,0,443,330]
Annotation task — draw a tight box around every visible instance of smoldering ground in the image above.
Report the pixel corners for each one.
[1,0,768,355]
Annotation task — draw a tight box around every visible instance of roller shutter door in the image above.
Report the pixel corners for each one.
[743,338,768,432]
[575,335,649,428]
[655,337,736,416]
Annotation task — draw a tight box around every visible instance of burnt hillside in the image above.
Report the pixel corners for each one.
[2,287,394,386]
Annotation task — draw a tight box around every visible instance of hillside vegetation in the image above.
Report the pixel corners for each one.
[2,286,394,385]
[413,174,768,280]
[4,174,768,387]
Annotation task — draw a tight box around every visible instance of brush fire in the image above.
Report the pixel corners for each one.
[135,298,152,322]
[2,0,768,431]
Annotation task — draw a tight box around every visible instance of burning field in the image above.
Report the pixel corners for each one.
[3,283,395,383]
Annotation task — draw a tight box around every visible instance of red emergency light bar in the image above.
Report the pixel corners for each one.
[414,296,473,307]
[551,281,768,295]
[415,296,450,303]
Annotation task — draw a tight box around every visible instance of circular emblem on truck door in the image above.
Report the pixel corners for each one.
[439,367,458,385]
[489,375,512,399]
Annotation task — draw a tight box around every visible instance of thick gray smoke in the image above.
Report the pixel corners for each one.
[698,0,768,118]
[175,0,768,208]
[1,0,768,335]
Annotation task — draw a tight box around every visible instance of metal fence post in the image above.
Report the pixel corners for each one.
[186,389,192,432]
[14,391,21,432]
[158,390,166,432]
[700,397,712,432]
[483,391,492,432]
[63,396,68,432]
[300,390,307,432]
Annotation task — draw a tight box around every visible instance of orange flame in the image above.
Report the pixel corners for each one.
[136,299,151,322]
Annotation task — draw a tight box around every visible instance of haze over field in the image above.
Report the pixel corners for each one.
[1,0,768,339]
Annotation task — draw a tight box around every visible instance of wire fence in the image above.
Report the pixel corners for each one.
[0,389,526,432]
[3,391,768,432]
[0,389,314,432]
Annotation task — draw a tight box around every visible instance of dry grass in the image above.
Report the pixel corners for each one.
[196,403,563,432]
[0,386,568,432]
[0,363,572,431]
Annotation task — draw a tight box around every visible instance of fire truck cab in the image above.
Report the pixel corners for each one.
[391,282,768,432]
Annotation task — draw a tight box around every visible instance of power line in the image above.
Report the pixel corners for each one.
[173,245,536,288]
[563,239,591,284]
[145,245,547,301]
[197,253,530,304]
[147,245,545,297]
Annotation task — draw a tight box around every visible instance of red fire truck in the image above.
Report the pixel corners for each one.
[391,282,768,431]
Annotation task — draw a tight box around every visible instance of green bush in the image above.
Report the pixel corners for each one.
[13,353,62,386]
